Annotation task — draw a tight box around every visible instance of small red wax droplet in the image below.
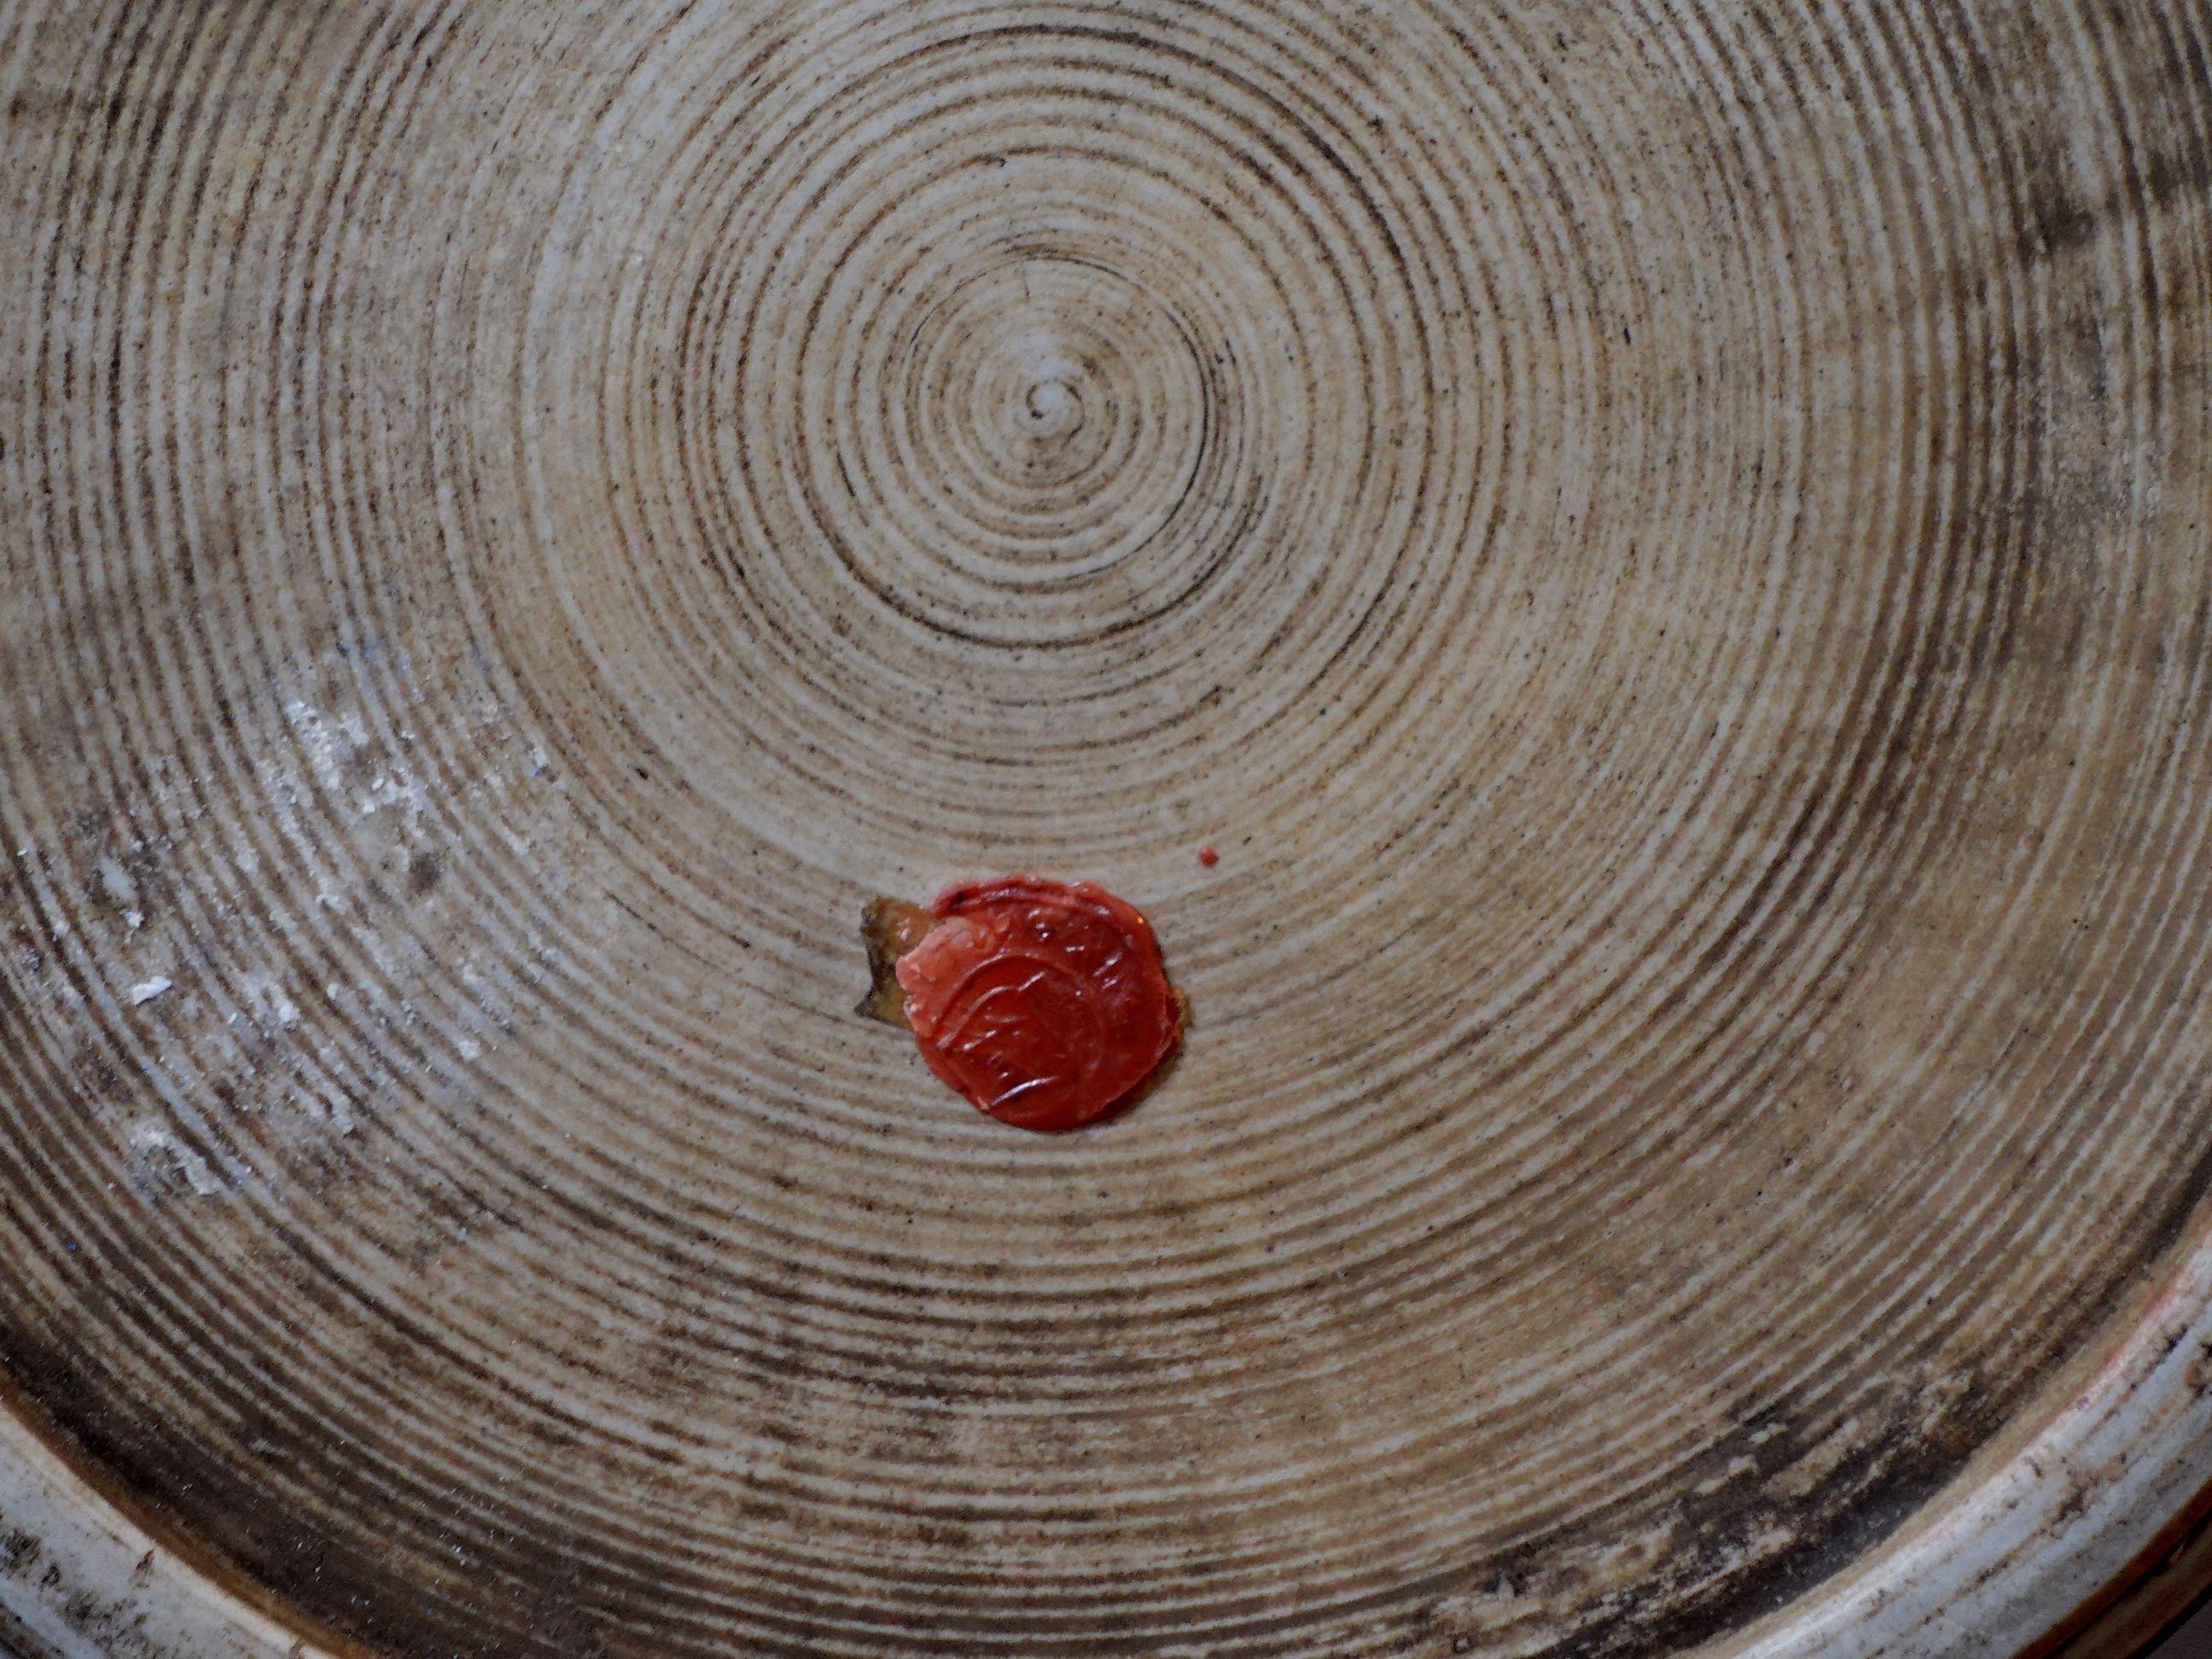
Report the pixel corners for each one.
[1197,847,1219,866]
[894,876,1181,1132]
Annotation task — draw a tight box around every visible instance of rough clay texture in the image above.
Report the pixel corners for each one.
[0,0,2210,1655]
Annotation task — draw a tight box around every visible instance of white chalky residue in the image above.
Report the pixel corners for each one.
[231,667,569,1151]
[288,1072,358,1135]
[125,1120,225,1196]
[282,697,430,828]
[5,677,562,1209]
[360,768,432,824]
[241,971,301,1031]
[95,854,137,906]
[282,697,358,791]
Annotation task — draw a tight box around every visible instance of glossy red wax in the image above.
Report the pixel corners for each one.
[894,876,1181,1132]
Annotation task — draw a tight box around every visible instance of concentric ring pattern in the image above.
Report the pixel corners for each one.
[2,0,2210,1654]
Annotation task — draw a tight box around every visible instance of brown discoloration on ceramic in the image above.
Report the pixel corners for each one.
[0,0,2209,1654]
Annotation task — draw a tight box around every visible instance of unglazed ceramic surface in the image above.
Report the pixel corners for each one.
[2,2,2210,1655]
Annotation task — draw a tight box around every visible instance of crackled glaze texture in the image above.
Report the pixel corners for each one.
[1,0,2210,1655]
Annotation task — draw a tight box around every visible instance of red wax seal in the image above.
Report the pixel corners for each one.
[894,876,1181,1132]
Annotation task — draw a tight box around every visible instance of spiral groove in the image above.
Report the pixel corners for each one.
[2,0,2209,1653]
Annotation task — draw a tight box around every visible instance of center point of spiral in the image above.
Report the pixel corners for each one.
[1022,376,1080,436]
